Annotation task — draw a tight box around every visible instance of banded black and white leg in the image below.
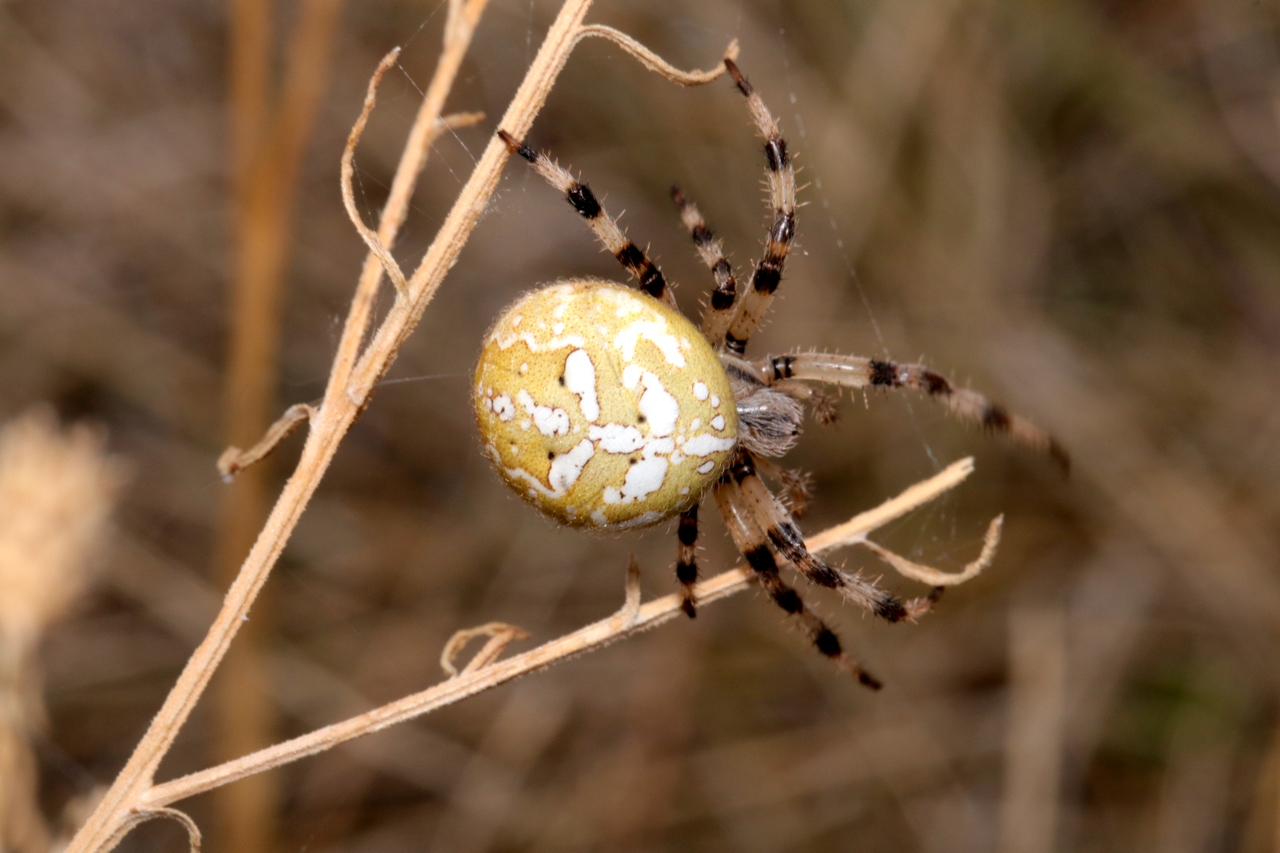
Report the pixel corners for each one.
[498,130,676,308]
[721,59,798,355]
[714,469,881,688]
[761,353,1070,471]
[726,451,938,622]
[670,185,739,347]
[676,505,700,618]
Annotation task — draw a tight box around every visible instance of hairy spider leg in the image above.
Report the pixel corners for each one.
[676,505,700,618]
[714,473,882,689]
[498,130,677,308]
[727,452,937,622]
[767,379,840,425]
[761,352,1070,471]
[750,455,814,518]
[670,186,739,348]
[722,58,797,355]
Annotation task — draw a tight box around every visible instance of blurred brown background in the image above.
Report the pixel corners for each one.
[3,0,1280,850]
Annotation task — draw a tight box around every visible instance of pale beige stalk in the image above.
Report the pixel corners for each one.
[140,457,990,808]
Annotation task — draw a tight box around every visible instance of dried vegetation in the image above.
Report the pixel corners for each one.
[2,0,1280,850]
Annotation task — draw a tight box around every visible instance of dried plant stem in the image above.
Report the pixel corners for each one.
[440,623,531,677]
[216,403,316,480]
[326,0,491,394]
[64,3,736,850]
[141,457,983,808]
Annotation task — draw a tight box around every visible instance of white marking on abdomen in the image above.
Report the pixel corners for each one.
[589,423,644,453]
[548,439,594,492]
[492,330,586,353]
[613,319,687,367]
[681,434,735,456]
[563,349,599,422]
[517,389,569,436]
[637,372,679,436]
[603,456,669,504]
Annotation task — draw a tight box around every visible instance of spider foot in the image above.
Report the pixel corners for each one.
[810,389,839,425]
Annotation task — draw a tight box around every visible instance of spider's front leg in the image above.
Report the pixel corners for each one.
[497,130,677,309]
[718,59,799,356]
[671,186,739,349]
[759,352,1070,471]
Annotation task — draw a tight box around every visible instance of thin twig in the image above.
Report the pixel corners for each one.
[438,110,487,134]
[341,47,411,300]
[111,808,201,853]
[861,514,1002,586]
[325,0,491,395]
[440,623,531,677]
[575,25,740,84]
[141,457,984,808]
[620,554,643,627]
[216,403,315,480]
[339,97,486,307]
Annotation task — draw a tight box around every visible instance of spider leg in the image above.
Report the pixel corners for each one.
[727,452,936,622]
[676,504,700,618]
[721,59,797,356]
[770,379,839,425]
[498,130,677,308]
[714,475,881,688]
[670,186,739,347]
[761,353,1070,471]
[750,455,813,518]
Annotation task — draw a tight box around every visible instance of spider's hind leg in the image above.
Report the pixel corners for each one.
[752,455,814,519]
[714,476,881,688]
[675,505,700,618]
[728,452,938,622]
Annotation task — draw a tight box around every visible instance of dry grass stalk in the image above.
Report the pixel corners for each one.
[62,1,1003,847]
[140,456,988,809]
[0,409,122,853]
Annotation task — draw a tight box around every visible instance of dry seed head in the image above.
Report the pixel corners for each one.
[0,408,123,653]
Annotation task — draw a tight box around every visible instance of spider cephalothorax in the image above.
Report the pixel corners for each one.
[476,58,1065,687]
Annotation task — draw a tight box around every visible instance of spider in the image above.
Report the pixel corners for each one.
[475,58,1066,687]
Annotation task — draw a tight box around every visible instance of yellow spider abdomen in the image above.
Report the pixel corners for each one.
[474,279,739,530]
